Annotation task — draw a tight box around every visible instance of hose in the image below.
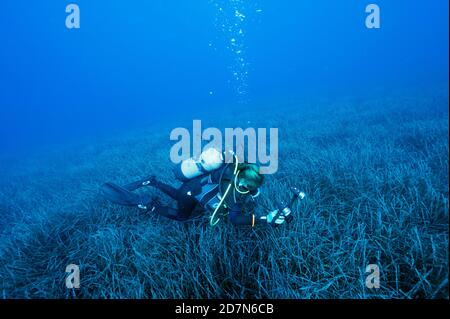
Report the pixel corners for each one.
[209,153,239,226]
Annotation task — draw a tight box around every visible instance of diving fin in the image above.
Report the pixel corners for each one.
[101,182,151,209]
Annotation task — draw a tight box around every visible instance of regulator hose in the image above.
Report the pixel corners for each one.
[209,153,239,226]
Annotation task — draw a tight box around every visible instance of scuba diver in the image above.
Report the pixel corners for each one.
[101,148,304,227]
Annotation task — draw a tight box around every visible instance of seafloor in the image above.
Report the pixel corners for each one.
[0,90,448,298]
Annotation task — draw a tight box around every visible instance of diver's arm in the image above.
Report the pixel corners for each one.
[228,202,289,226]
[228,204,266,226]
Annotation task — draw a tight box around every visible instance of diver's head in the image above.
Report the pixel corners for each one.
[236,163,264,194]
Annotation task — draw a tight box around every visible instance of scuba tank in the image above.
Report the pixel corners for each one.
[173,148,240,227]
[174,148,224,181]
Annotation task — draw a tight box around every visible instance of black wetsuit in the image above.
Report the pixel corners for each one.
[124,165,263,225]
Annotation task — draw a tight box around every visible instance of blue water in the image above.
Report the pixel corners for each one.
[0,0,448,159]
[0,1,449,299]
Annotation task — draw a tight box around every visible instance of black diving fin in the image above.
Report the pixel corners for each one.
[100,182,151,209]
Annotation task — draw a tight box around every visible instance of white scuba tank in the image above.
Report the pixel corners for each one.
[174,148,224,181]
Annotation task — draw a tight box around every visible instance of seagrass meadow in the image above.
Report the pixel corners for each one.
[0,90,448,298]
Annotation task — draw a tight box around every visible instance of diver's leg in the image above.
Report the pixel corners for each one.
[151,205,191,221]
[152,181,180,200]
[122,175,180,200]
[176,194,199,220]
[122,175,157,192]
[121,176,198,220]
[151,192,198,221]
[101,182,145,206]
[119,176,181,211]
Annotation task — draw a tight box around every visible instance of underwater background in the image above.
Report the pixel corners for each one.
[0,0,448,298]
